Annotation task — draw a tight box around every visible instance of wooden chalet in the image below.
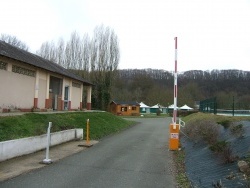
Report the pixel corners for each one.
[110,100,140,116]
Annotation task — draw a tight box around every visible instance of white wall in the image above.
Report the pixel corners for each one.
[38,71,47,109]
[0,68,35,109]
[0,129,83,162]
[71,86,81,109]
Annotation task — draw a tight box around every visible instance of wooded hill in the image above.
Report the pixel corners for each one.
[110,69,250,110]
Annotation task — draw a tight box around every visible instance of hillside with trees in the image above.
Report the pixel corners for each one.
[111,69,250,110]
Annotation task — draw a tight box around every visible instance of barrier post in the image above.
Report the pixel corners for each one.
[169,37,180,150]
[169,124,180,150]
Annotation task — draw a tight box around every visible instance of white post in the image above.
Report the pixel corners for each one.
[43,122,52,164]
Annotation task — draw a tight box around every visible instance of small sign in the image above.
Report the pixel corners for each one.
[170,133,179,139]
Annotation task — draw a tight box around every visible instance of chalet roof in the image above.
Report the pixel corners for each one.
[111,100,140,106]
[0,41,93,86]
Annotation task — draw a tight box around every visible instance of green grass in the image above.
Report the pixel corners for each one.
[182,112,250,124]
[0,112,136,142]
[173,150,191,188]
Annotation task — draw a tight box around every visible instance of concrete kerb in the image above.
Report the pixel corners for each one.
[0,110,105,117]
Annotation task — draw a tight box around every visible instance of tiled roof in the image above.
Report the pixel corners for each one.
[111,100,140,106]
[0,41,93,86]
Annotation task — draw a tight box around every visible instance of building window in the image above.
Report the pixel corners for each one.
[0,61,7,70]
[132,107,136,111]
[12,65,35,77]
[121,107,127,112]
[72,82,81,88]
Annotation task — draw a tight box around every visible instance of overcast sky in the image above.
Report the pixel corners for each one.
[1,0,250,72]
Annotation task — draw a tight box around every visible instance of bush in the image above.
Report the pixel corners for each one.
[209,141,237,163]
[156,109,162,116]
[230,123,244,138]
[217,119,231,129]
[222,146,236,163]
[209,140,228,152]
[178,110,199,117]
[183,119,220,144]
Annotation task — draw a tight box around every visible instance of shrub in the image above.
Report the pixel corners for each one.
[183,119,220,144]
[222,146,236,163]
[209,141,237,164]
[156,109,162,116]
[178,110,199,117]
[217,119,231,129]
[230,123,244,138]
[209,140,228,152]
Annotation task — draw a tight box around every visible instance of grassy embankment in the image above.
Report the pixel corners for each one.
[173,112,250,188]
[0,112,136,142]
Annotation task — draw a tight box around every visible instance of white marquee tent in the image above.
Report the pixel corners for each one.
[140,102,149,108]
[139,102,150,113]
[168,104,179,109]
[179,104,193,110]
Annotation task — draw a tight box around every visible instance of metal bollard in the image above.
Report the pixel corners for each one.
[78,119,93,147]
[86,119,90,145]
[43,122,52,164]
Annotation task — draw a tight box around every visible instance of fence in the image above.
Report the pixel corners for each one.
[199,97,217,114]
[200,96,250,116]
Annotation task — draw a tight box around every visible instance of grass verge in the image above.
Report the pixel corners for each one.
[173,149,191,188]
[182,112,250,125]
[0,112,136,142]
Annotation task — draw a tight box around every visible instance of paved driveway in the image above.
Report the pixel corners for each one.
[0,117,176,188]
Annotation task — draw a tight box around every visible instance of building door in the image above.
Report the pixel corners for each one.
[64,86,69,110]
[49,76,62,110]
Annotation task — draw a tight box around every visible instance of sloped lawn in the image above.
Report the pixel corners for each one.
[0,112,136,142]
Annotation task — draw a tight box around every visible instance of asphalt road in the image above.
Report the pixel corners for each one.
[0,117,176,188]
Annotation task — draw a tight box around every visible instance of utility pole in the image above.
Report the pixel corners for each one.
[232,96,235,116]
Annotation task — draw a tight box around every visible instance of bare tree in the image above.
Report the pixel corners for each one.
[36,41,57,62]
[0,34,29,51]
[81,34,91,78]
[65,31,83,69]
[36,41,50,59]
[90,25,120,110]
[56,38,66,67]
[35,26,120,110]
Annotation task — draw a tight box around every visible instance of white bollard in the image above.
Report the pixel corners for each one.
[43,122,52,164]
